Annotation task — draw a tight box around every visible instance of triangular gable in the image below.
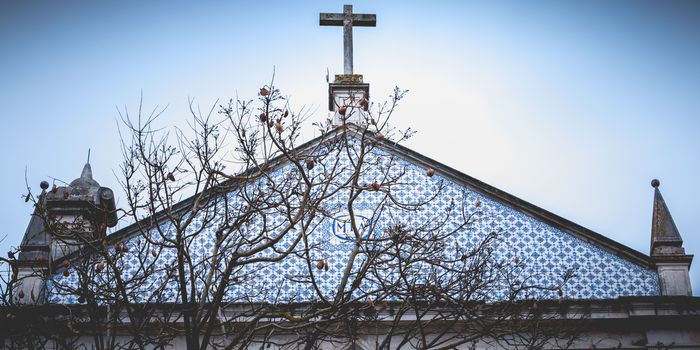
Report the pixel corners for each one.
[48,127,659,304]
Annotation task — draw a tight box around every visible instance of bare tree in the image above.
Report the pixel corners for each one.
[1,81,579,350]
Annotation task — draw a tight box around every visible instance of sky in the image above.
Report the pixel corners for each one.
[1,0,699,294]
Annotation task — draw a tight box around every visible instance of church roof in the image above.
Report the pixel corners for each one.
[96,126,653,268]
[48,125,660,304]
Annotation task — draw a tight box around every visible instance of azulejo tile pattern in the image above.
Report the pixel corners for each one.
[48,136,660,304]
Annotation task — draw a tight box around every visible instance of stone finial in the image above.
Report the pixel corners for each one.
[39,160,118,261]
[648,179,693,296]
[650,180,684,256]
[69,162,100,189]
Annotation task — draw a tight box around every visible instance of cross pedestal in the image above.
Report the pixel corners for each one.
[329,75,369,125]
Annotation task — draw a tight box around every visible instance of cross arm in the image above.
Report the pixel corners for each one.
[351,14,376,27]
[319,13,377,27]
[320,13,344,26]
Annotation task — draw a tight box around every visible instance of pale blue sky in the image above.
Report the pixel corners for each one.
[1,1,699,294]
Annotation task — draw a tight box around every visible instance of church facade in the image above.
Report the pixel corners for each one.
[3,5,699,350]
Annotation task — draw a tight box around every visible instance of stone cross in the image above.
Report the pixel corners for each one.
[320,4,376,75]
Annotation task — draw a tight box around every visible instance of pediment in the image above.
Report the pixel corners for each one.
[48,128,659,304]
